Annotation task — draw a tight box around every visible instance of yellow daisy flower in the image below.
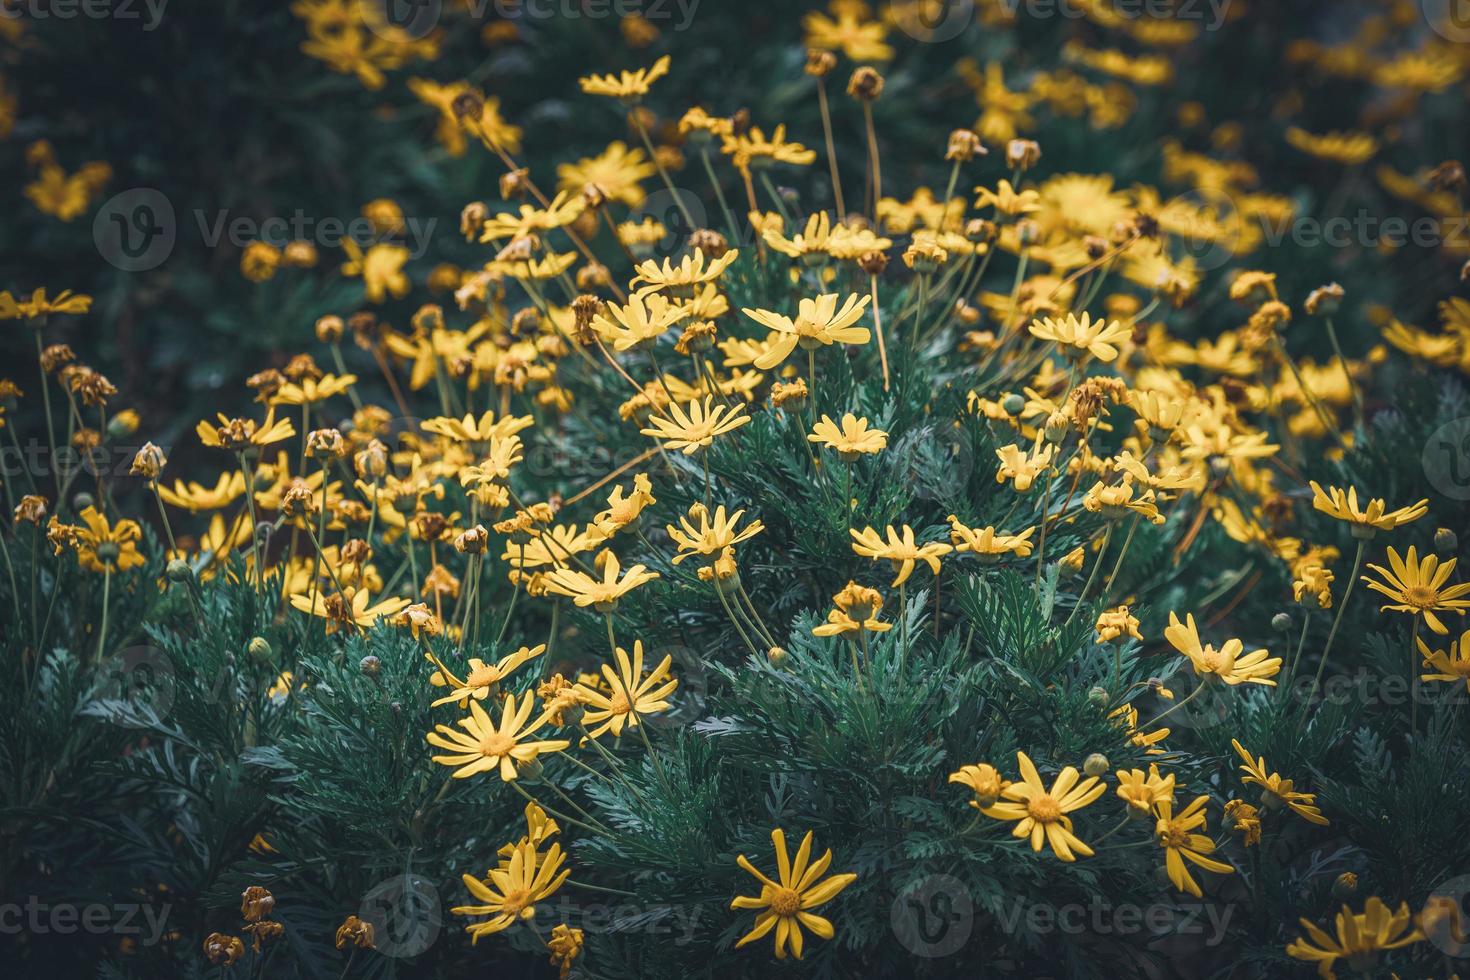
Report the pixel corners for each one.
[1362,545,1470,635]
[731,828,856,961]
[982,751,1107,862]
[426,692,569,781]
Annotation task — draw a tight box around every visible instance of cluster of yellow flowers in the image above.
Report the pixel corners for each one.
[7,0,1470,973]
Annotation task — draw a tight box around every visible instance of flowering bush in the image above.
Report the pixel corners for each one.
[4,1,1470,977]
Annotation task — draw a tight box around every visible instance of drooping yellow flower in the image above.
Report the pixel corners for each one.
[591,293,689,351]
[666,502,764,564]
[849,525,952,587]
[592,474,656,537]
[994,443,1054,492]
[1284,127,1378,166]
[1111,703,1170,754]
[1083,479,1166,525]
[1286,897,1423,980]
[269,373,358,406]
[1232,739,1329,825]
[1028,312,1131,362]
[1095,605,1142,644]
[478,192,586,241]
[630,248,740,297]
[577,54,671,101]
[289,587,412,634]
[948,763,1011,809]
[1309,481,1428,538]
[982,751,1106,862]
[639,396,750,454]
[427,692,569,781]
[743,293,871,369]
[947,517,1035,561]
[1164,612,1280,686]
[543,551,660,611]
[974,179,1040,218]
[812,581,892,637]
[156,471,247,512]
[1362,545,1470,635]
[763,210,838,262]
[0,287,92,320]
[556,141,657,207]
[1418,628,1470,692]
[1223,799,1262,846]
[72,506,145,573]
[802,9,893,62]
[808,413,887,460]
[731,828,857,961]
[574,639,678,738]
[422,410,534,446]
[426,645,545,708]
[452,839,571,942]
[340,240,410,304]
[1155,795,1233,898]
[547,923,584,977]
[197,409,296,451]
[721,125,817,175]
[1115,764,1175,816]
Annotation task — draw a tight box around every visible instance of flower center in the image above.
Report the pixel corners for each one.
[1404,585,1438,609]
[608,691,632,715]
[1027,794,1062,823]
[1160,822,1189,848]
[478,732,516,757]
[769,886,802,917]
[500,888,532,916]
[1198,648,1226,672]
[466,665,498,688]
